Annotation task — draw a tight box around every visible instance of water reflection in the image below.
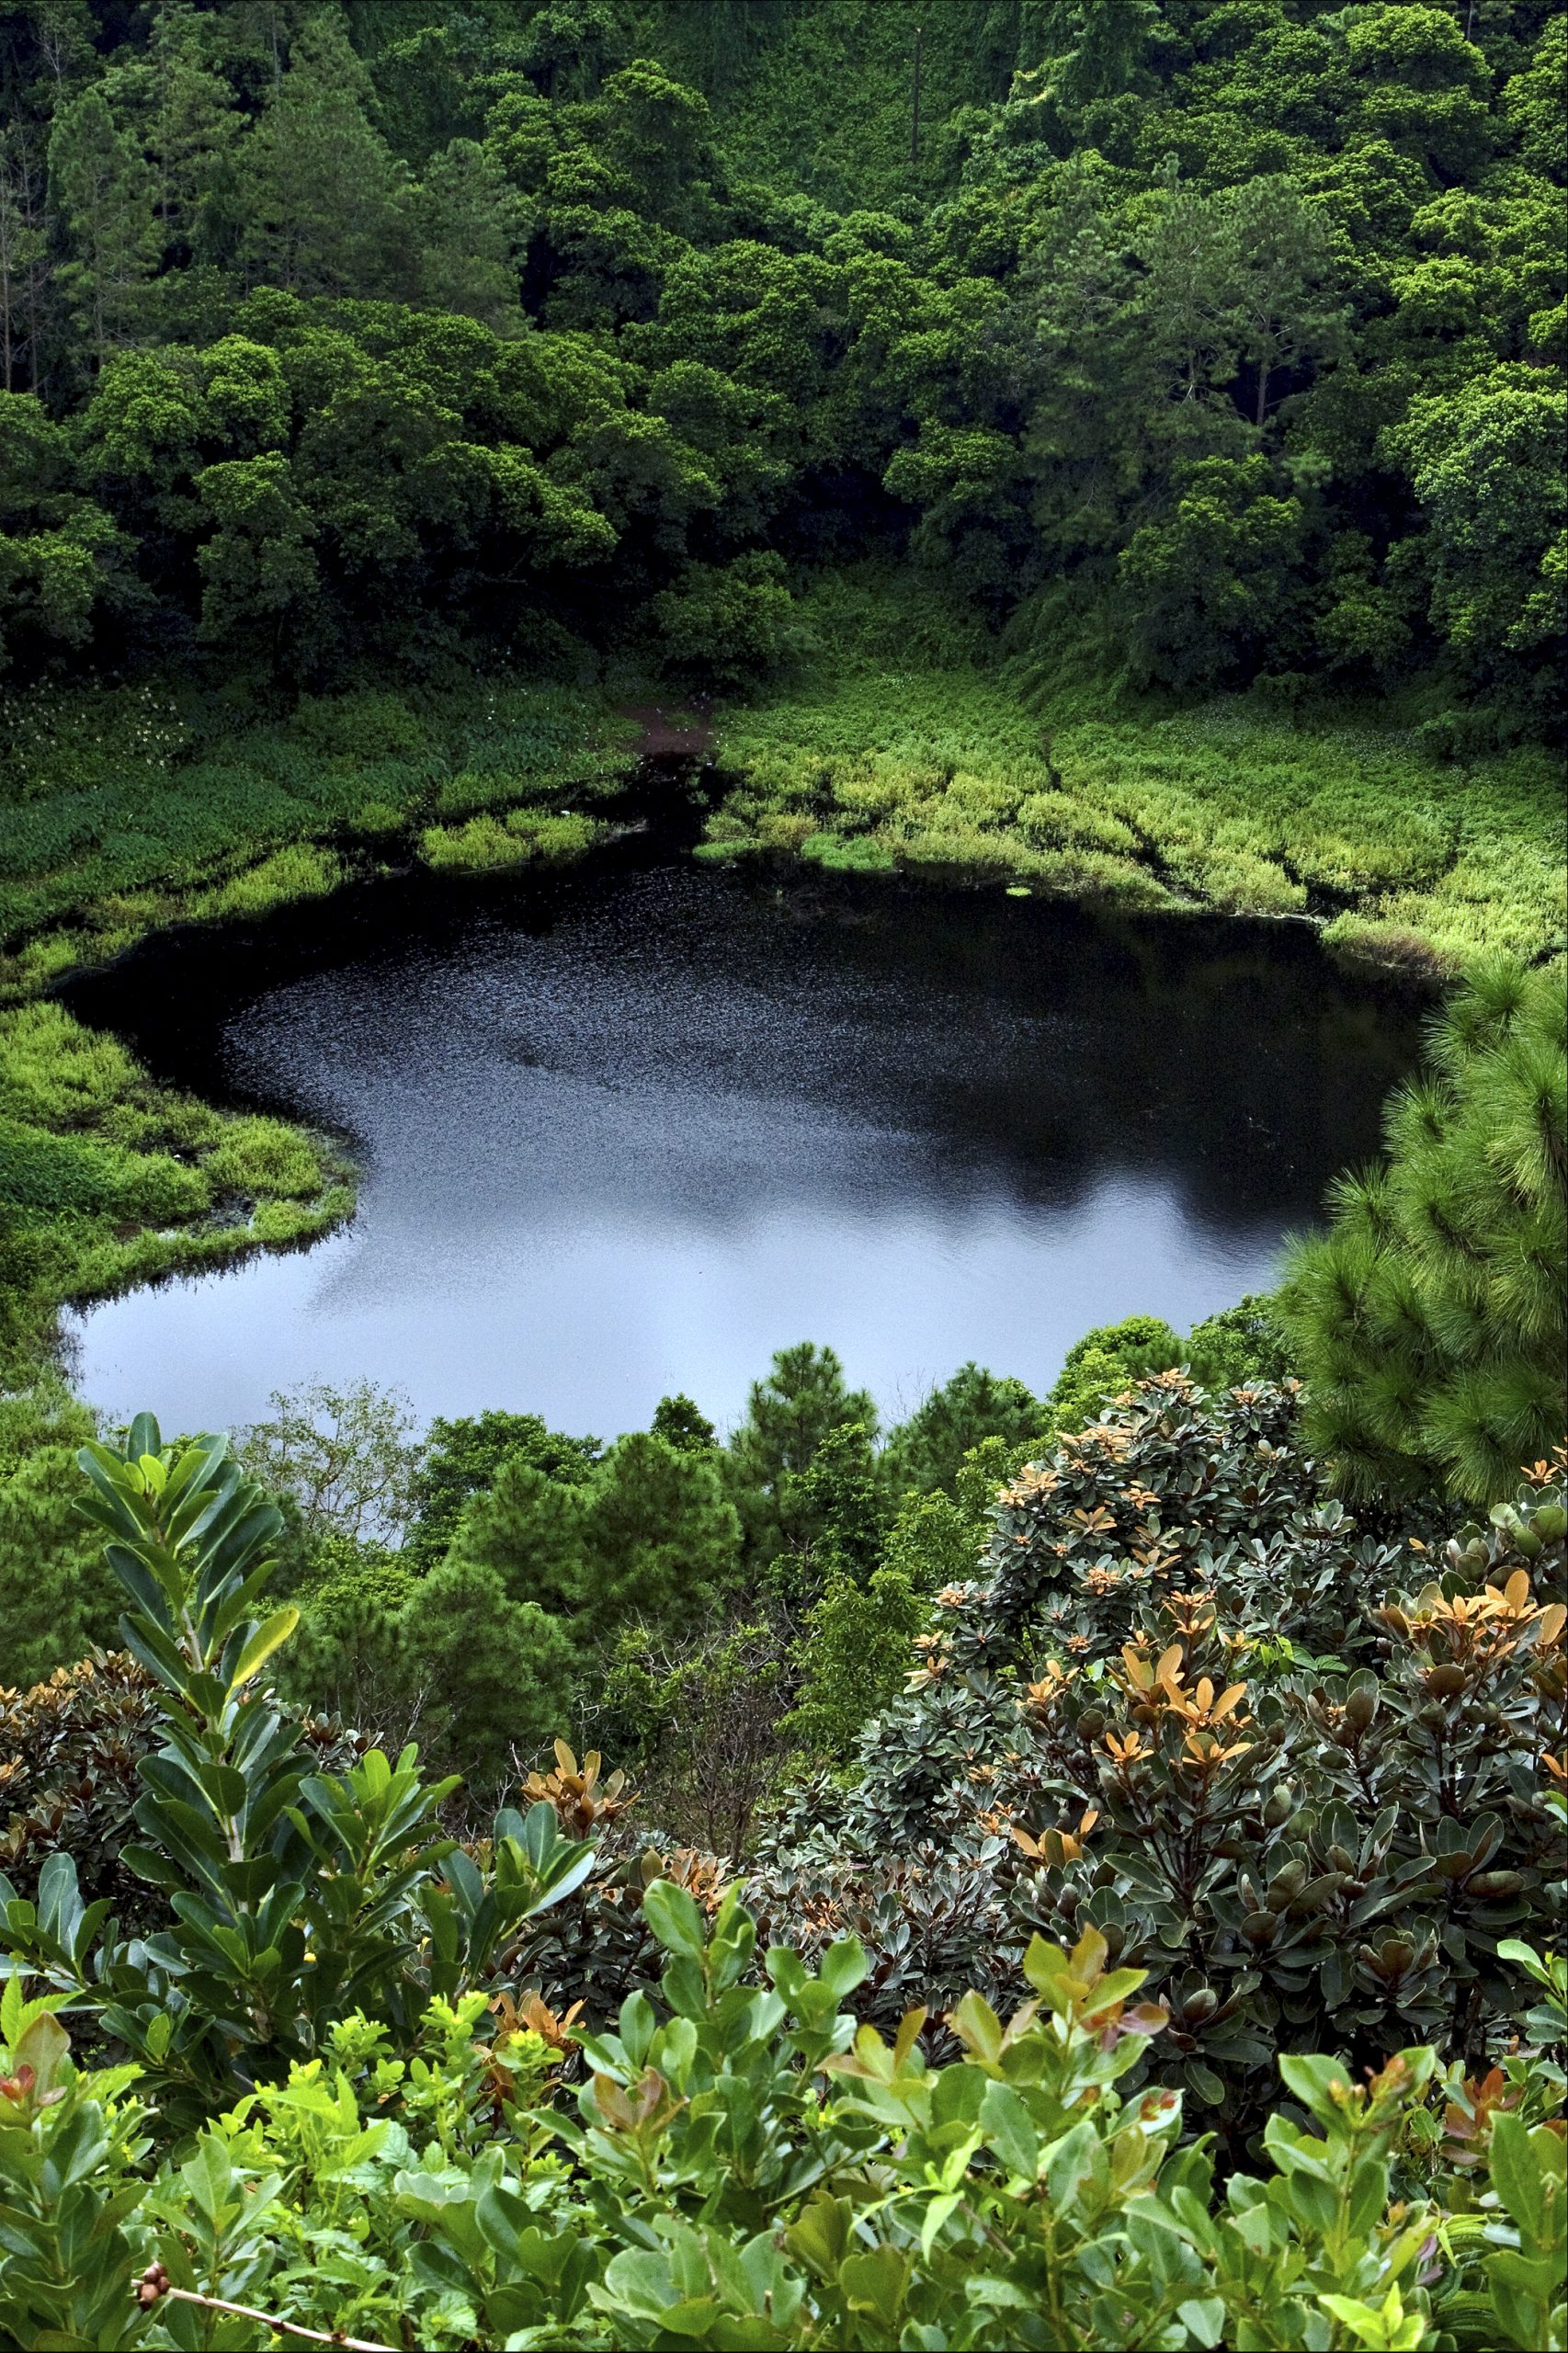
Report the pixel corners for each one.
[62,855,1424,1435]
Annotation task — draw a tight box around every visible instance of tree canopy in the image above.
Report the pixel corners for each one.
[0,0,1557,723]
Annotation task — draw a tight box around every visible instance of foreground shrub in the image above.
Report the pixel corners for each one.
[0,1407,1563,2349]
[0,1420,598,2126]
[0,1654,160,1926]
[1,1896,1562,2349]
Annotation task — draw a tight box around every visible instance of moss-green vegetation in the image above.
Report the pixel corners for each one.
[0,1000,352,1369]
[0,678,636,998]
[420,805,610,872]
[705,586,1565,968]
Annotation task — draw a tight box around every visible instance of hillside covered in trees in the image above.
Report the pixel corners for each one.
[2,0,1562,717]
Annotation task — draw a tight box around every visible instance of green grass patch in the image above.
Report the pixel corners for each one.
[418,807,609,871]
[0,1120,207,1223]
[0,675,637,990]
[710,657,1564,967]
[0,1001,356,1361]
[187,843,345,923]
[202,1116,328,1202]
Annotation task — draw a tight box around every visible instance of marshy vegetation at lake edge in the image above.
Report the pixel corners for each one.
[702,579,1566,971]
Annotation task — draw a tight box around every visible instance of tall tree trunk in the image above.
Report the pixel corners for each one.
[911,24,923,170]
[0,177,14,392]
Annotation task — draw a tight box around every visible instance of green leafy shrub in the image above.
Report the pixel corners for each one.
[0,1400,1563,2348]
[745,1378,1566,2147]
[648,551,809,688]
[1,1889,1563,2351]
[1038,1314,1183,1439]
[0,1418,599,2125]
[0,1654,162,1924]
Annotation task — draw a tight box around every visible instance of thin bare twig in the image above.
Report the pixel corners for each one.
[138,2278,399,2353]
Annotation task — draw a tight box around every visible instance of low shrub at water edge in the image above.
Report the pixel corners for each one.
[184,843,343,922]
[0,676,637,994]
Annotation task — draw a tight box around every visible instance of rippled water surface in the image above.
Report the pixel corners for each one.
[63,841,1423,1435]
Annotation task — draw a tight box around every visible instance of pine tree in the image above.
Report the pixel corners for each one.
[773,1417,886,1605]
[724,1341,877,1564]
[412,137,529,330]
[145,0,242,266]
[1212,176,1346,430]
[583,1431,742,1625]
[881,1361,1040,1499]
[398,1556,578,1787]
[47,85,158,367]
[0,1382,104,1688]
[444,1458,591,1620]
[236,10,409,297]
[406,1408,600,1572]
[1278,959,1567,1504]
[650,1392,718,1454]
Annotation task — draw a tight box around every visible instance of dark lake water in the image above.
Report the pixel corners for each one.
[62,827,1425,1440]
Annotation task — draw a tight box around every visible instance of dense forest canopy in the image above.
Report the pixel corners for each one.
[0,0,1562,726]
